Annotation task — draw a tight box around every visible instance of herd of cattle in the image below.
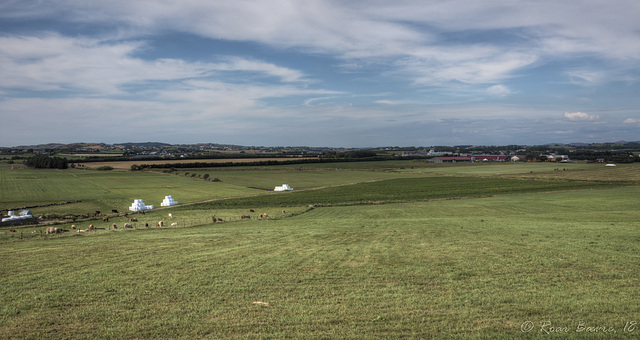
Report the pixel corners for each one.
[15,209,284,236]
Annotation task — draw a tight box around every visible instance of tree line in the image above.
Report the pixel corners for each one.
[24,154,69,169]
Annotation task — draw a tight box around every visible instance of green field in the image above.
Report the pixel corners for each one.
[1,161,639,338]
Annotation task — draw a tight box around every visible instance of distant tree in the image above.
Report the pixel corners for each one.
[25,154,68,169]
[203,174,210,180]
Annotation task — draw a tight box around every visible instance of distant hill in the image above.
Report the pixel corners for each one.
[12,143,68,150]
[114,142,172,148]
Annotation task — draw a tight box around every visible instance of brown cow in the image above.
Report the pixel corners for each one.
[129,218,138,222]
[157,221,164,227]
[45,227,62,234]
[241,215,251,219]
[102,216,109,222]
[9,229,16,232]
[71,225,76,229]
[88,224,94,230]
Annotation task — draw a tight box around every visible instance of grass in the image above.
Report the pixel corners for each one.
[0,164,260,215]
[1,161,639,338]
[187,176,625,209]
[2,187,639,339]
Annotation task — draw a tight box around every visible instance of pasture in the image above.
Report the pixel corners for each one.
[1,161,639,338]
[80,157,317,170]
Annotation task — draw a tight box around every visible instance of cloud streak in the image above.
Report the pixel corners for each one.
[564,112,599,121]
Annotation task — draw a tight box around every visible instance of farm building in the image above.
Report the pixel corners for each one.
[161,195,178,207]
[274,184,294,191]
[129,199,153,212]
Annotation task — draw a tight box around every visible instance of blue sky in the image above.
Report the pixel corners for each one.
[1,0,639,147]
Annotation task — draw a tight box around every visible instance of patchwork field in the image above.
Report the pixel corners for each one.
[1,161,639,338]
[80,157,316,170]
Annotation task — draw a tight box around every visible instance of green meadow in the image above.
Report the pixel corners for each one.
[1,161,639,339]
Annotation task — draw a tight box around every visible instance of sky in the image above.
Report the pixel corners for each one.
[1,0,639,148]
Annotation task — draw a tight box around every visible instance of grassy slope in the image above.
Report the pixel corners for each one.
[1,187,639,339]
[0,164,260,215]
[1,161,639,338]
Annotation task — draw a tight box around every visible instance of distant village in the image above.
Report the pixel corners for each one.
[1,141,639,164]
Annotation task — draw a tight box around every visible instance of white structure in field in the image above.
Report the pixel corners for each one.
[129,199,153,212]
[274,184,293,191]
[1,210,33,223]
[161,195,178,207]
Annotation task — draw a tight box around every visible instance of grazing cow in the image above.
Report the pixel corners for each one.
[9,229,16,232]
[157,221,164,227]
[94,211,101,216]
[124,223,133,228]
[102,216,109,222]
[123,212,128,217]
[32,230,42,234]
[216,218,223,222]
[71,225,76,229]
[45,227,62,234]
[282,210,286,215]
[171,222,178,227]
[259,213,269,220]
[241,215,251,219]
[249,209,255,212]
[129,218,138,222]
[168,213,173,218]
[112,209,119,214]
[88,224,94,230]
[145,223,148,228]
[112,223,117,229]
[77,229,89,233]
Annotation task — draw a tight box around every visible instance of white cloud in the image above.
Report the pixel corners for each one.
[563,112,599,121]
[375,100,398,105]
[623,118,640,124]
[0,34,312,96]
[398,50,538,85]
[216,57,308,83]
[0,34,208,94]
[486,84,510,97]
[4,1,639,88]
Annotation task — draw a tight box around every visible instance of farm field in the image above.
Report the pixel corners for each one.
[80,157,317,170]
[0,163,262,216]
[1,161,639,338]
